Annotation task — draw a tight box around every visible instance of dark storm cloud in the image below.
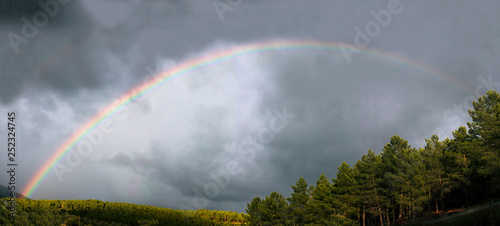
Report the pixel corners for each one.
[254,49,487,198]
[1,0,499,104]
[1,0,500,214]
[0,0,41,17]
[0,0,194,104]
[0,0,105,103]
[101,48,480,213]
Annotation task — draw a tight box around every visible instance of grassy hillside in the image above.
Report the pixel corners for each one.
[0,198,249,225]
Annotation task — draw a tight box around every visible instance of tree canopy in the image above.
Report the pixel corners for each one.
[246,90,500,225]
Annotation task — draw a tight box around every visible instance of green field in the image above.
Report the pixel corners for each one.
[0,198,248,225]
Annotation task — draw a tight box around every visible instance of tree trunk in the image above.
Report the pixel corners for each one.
[399,192,403,220]
[357,205,360,223]
[372,174,384,226]
[439,174,445,211]
[387,208,391,226]
[392,208,395,225]
[441,190,445,212]
[412,197,415,220]
[362,205,366,226]
[408,203,411,220]
[408,194,412,220]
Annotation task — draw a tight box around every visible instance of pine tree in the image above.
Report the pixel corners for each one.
[260,191,288,225]
[246,197,262,225]
[445,127,477,206]
[287,177,309,225]
[380,135,413,222]
[308,173,334,224]
[332,162,357,219]
[355,149,385,226]
[467,90,500,197]
[468,90,500,151]
[423,135,449,212]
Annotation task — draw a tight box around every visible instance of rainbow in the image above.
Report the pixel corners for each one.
[21,39,473,198]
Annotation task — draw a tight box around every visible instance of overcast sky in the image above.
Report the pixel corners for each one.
[1,0,499,213]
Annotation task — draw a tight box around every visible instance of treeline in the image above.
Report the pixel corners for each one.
[246,90,500,225]
[0,198,249,225]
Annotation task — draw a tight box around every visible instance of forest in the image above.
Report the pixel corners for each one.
[245,90,500,225]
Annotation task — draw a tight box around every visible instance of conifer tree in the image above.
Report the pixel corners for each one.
[332,162,356,219]
[308,173,334,224]
[354,149,385,226]
[246,197,262,225]
[287,177,309,225]
[260,191,288,225]
[467,90,500,197]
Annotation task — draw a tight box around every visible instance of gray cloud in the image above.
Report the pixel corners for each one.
[1,0,499,214]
